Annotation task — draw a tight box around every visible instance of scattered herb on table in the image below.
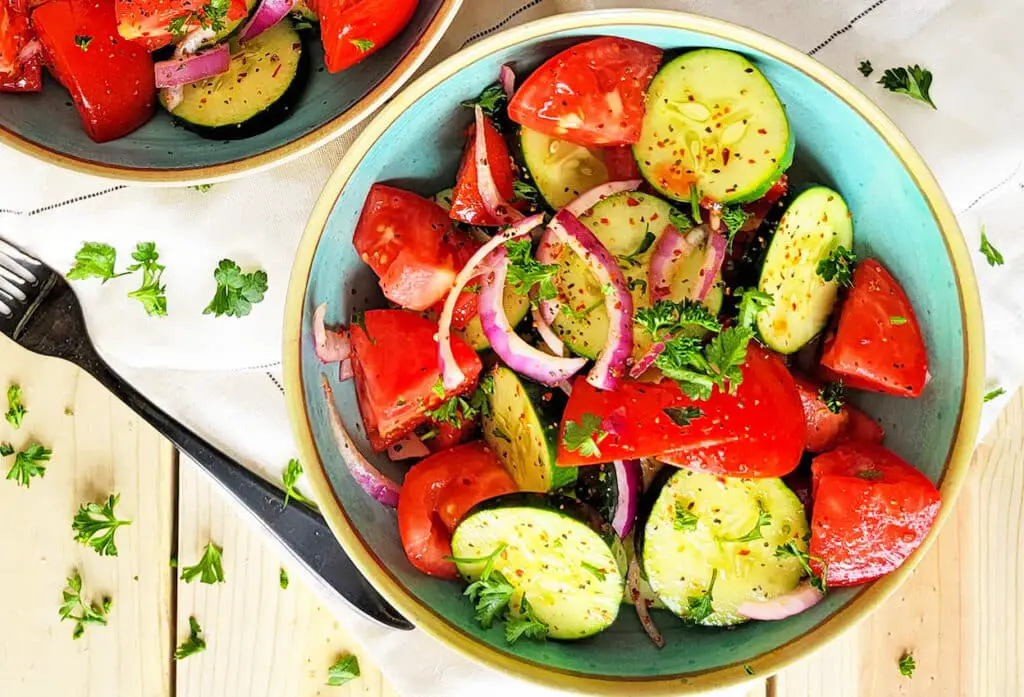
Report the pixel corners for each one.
[327,653,361,686]
[180,542,225,584]
[858,60,873,77]
[203,259,268,318]
[67,242,129,283]
[984,387,1005,402]
[127,242,168,317]
[279,567,289,590]
[878,65,936,109]
[59,570,111,639]
[0,443,12,457]
[5,384,26,429]
[282,458,313,508]
[898,651,916,677]
[6,443,51,487]
[979,226,1004,266]
[72,493,132,557]
[175,616,207,659]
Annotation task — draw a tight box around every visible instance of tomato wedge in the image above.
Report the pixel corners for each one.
[349,309,481,451]
[33,0,156,142]
[353,184,479,312]
[425,416,477,453]
[319,0,417,73]
[821,259,928,397]
[809,443,940,586]
[838,405,885,446]
[449,116,518,227]
[0,1,40,92]
[557,345,805,477]
[397,442,517,579]
[114,0,249,51]
[508,36,662,147]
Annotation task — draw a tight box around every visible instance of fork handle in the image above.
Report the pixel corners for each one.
[79,356,413,631]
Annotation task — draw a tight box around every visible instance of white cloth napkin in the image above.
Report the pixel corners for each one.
[2,0,1021,694]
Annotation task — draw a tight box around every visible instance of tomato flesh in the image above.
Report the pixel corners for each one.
[558,345,805,477]
[0,1,41,92]
[508,36,662,147]
[349,309,481,450]
[397,442,517,579]
[795,376,849,452]
[33,0,156,142]
[810,443,940,586]
[114,0,249,51]
[449,116,518,227]
[425,415,477,453]
[838,405,885,446]
[319,0,417,73]
[821,259,928,397]
[603,145,642,180]
[353,184,479,312]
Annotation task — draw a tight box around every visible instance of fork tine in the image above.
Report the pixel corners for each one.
[0,269,26,302]
[0,239,40,283]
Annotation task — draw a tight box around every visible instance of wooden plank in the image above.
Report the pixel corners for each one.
[0,336,176,697]
[773,390,1024,696]
[175,459,399,697]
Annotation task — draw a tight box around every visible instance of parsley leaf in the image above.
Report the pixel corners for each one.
[984,387,1006,402]
[620,226,657,263]
[735,288,774,330]
[425,380,491,428]
[126,242,167,317]
[175,616,206,660]
[704,326,755,394]
[819,381,845,414]
[190,183,214,192]
[775,540,828,593]
[635,299,721,339]
[663,406,703,427]
[674,504,699,531]
[74,35,92,51]
[180,542,225,584]
[505,239,558,300]
[727,503,772,542]
[513,179,540,206]
[898,651,916,678]
[350,38,375,52]
[858,60,873,77]
[282,458,313,508]
[279,567,289,589]
[686,568,718,623]
[67,242,129,283]
[203,259,268,318]
[59,570,111,639]
[719,204,750,246]
[0,443,12,457]
[72,494,132,557]
[169,0,230,37]
[890,316,908,325]
[5,384,26,429]
[655,336,716,401]
[562,413,607,458]
[879,65,936,109]
[669,206,695,232]
[580,561,607,581]
[980,226,1003,266]
[505,595,549,644]
[327,654,360,686]
[816,245,857,286]
[7,443,51,487]
[465,570,514,629]
[461,83,507,119]
[431,376,446,399]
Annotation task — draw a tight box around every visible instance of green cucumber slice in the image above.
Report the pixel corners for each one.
[451,493,626,640]
[548,191,723,361]
[482,366,576,492]
[292,0,318,23]
[520,127,611,209]
[634,49,793,204]
[639,468,809,627]
[756,186,854,353]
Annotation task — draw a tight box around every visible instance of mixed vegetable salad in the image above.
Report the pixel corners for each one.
[313,37,940,645]
[0,0,415,142]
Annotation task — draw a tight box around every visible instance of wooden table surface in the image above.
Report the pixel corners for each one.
[1,334,1020,697]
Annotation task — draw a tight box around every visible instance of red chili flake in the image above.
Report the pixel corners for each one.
[738,549,750,556]
[272,63,282,78]
[722,148,731,165]
[757,128,767,135]
[600,217,610,225]
[626,197,640,207]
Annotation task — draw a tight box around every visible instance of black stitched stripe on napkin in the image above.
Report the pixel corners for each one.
[0,185,127,217]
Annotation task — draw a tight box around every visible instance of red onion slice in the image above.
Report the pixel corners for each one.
[695,231,727,302]
[531,304,565,356]
[155,42,229,88]
[499,64,515,98]
[159,28,220,110]
[387,434,429,462]
[320,375,401,507]
[479,249,586,386]
[601,407,627,438]
[628,341,666,379]
[474,105,522,225]
[312,303,351,364]
[18,39,40,64]
[627,558,665,648]
[438,214,545,389]
[611,459,642,538]
[648,224,708,303]
[736,581,824,620]
[549,210,633,390]
[338,357,353,382]
[240,0,294,42]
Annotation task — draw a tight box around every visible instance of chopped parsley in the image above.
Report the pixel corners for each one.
[512,179,540,206]
[203,259,268,318]
[879,65,936,109]
[620,226,657,263]
[460,83,507,120]
[190,184,214,193]
[72,494,132,557]
[175,616,206,660]
[59,570,111,639]
[327,654,361,686]
[979,226,1003,266]
[279,567,289,590]
[898,651,916,677]
[688,184,702,222]
[686,568,718,623]
[580,561,607,581]
[350,310,373,343]
[663,406,703,427]
[669,206,695,231]
[775,540,827,593]
[819,381,845,414]
[635,299,722,339]
[890,316,908,325]
[674,505,699,531]
[856,469,884,480]
[505,239,558,300]
[735,287,774,330]
[431,376,446,399]
[727,503,772,543]
[5,384,26,429]
[180,542,225,585]
[719,204,750,246]
[461,544,549,644]
[74,35,92,51]
[627,277,648,294]
[858,60,873,77]
[562,413,607,458]
[984,387,1006,402]
[426,378,492,428]
[6,443,51,487]
[744,664,755,676]
[816,245,857,286]
[350,38,375,53]
[0,443,12,457]
[169,0,231,37]
[505,596,549,643]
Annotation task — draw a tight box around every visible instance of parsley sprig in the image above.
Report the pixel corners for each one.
[425,376,493,427]
[979,226,1003,266]
[67,242,131,283]
[984,387,1005,402]
[775,540,827,593]
[282,458,313,508]
[719,204,750,247]
[72,494,132,556]
[562,413,607,458]
[674,505,699,531]
[59,570,111,639]
[180,542,225,584]
[459,544,550,644]
[203,259,268,318]
[726,503,772,543]
[505,240,558,300]
[879,65,936,109]
[175,616,207,660]
[858,60,873,77]
[898,651,916,678]
[5,383,26,429]
[127,242,168,317]
[169,0,230,37]
[6,443,51,487]
[635,299,722,339]
[816,245,857,286]
[686,569,718,623]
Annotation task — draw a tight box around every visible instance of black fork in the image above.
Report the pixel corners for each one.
[0,238,412,630]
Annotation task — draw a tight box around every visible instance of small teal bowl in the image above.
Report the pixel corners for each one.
[284,9,983,695]
[0,0,460,183]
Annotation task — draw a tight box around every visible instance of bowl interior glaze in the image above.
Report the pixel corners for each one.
[290,13,976,690]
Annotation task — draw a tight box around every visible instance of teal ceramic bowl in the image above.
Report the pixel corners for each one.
[0,0,460,183]
[284,9,983,694]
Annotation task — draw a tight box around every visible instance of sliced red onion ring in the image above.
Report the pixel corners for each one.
[499,64,515,98]
[627,558,665,648]
[438,214,545,389]
[531,304,565,356]
[338,357,353,382]
[320,375,400,507]
[474,105,522,225]
[18,39,40,64]
[648,224,708,303]
[479,248,586,386]
[556,380,573,396]
[240,0,294,42]
[387,434,429,462]
[629,341,665,379]
[312,303,351,364]
[610,459,642,538]
[155,43,230,88]
[736,581,824,620]
[549,210,633,390]
[695,231,727,302]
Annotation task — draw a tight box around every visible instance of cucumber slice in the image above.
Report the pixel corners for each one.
[756,186,854,353]
[548,191,723,361]
[292,0,318,22]
[451,493,626,640]
[520,127,610,209]
[639,468,809,627]
[482,366,576,492]
[634,49,793,204]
